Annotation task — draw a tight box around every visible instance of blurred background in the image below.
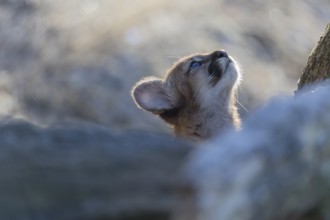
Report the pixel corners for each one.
[0,0,329,134]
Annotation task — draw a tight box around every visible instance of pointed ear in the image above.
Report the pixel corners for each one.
[132,77,175,114]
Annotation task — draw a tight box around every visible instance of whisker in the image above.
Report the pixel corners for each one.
[236,97,248,113]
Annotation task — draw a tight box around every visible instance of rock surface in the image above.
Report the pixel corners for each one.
[2,83,330,220]
[0,120,192,220]
[177,83,330,220]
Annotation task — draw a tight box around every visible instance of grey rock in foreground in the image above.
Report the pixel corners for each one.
[177,83,330,220]
[0,121,192,220]
[2,84,330,220]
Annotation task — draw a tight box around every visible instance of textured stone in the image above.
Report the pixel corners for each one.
[0,120,192,220]
[178,83,330,220]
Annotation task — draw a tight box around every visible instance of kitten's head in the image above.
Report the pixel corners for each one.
[132,50,241,139]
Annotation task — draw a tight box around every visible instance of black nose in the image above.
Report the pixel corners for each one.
[213,50,228,58]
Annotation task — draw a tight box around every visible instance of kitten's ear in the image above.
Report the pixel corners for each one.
[132,78,175,114]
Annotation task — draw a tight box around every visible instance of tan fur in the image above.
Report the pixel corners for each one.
[132,50,241,140]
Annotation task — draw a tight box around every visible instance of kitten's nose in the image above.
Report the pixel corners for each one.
[213,50,228,58]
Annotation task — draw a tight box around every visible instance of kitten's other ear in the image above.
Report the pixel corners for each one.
[132,78,175,114]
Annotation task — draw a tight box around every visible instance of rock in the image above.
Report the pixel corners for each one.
[2,83,330,220]
[177,82,330,220]
[0,120,192,220]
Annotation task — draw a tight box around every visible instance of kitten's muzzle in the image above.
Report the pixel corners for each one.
[208,50,230,78]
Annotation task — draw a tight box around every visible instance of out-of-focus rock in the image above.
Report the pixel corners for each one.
[177,83,330,220]
[0,119,192,220]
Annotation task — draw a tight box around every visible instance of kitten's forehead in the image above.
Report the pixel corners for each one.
[165,52,214,80]
[183,52,208,61]
[172,53,208,70]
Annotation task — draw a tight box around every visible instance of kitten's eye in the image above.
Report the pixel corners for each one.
[190,61,202,70]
